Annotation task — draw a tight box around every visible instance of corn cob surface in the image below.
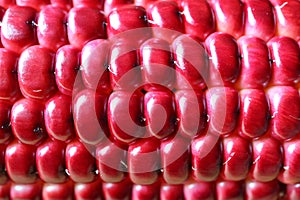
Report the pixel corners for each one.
[0,0,299,199]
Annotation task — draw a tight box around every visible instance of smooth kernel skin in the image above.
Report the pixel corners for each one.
[236,36,271,89]
[0,181,10,200]
[45,93,75,142]
[18,45,57,100]
[147,1,184,40]
[11,98,46,145]
[160,184,184,200]
[104,0,133,15]
[267,86,300,141]
[205,32,240,87]
[128,137,160,185]
[184,179,216,200]
[132,181,160,200]
[172,34,209,91]
[285,184,300,200]
[135,0,156,7]
[36,138,67,183]
[96,140,127,183]
[10,181,43,200]
[108,91,145,144]
[65,139,97,183]
[221,134,252,181]
[102,177,132,200]
[0,0,14,9]
[55,45,81,96]
[206,87,239,135]
[51,0,72,10]
[216,180,245,200]
[251,135,283,182]
[0,49,20,101]
[5,140,38,184]
[175,90,207,138]
[37,6,68,51]
[144,90,177,139]
[268,36,300,86]
[1,1,300,198]
[81,39,111,94]
[244,0,275,41]
[209,0,244,38]
[147,1,184,32]
[271,0,300,41]
[107,5,151,46]
[73,0,104,9]
[192,133,221,182]
[140,38,175,91]
[245,180,280,200]
[109,40,142,90]
[16,0,50,11]
[238,89,269,139]
[42,181,74,200]
[161,136,190,184]
[73,89,109,145]
[180,0,215,41]
[278,136,300,184]
[74,179,103,200]
[67,7,106,49]
[1,6,37,54]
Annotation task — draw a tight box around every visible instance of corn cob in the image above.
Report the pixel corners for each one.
[0,0,299,199]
